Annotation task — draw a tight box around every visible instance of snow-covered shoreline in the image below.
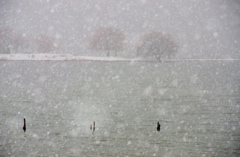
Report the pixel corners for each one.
[0,54,156,62]
[0,54,239,62]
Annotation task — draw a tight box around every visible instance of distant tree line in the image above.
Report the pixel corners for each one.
[0,27,59,54]
[1,26,178,60]
[135,32,178,60]
[89,27,178,60]
[0,27,26,54]
[35,34,59,53]
[88,27,125,57]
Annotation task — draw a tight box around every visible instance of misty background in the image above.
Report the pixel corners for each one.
[1,1,240,156]
[0,0,240,58]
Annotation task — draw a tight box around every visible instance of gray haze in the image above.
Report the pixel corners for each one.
[1,0,240,58]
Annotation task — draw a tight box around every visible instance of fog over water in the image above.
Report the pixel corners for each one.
[0,0,240,58]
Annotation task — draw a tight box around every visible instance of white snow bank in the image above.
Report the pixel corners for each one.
[0,54,74,61]
[0,54,155,62]
[0,54,239,62]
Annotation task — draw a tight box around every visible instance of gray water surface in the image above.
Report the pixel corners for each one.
[1,61,240,156]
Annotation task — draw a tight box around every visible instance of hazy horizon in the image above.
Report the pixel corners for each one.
[1,0,240,59]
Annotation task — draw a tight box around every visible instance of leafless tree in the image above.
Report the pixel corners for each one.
[89,27,125,57]
[0,27,26,54]
[35,34,59,53]
[136,32,178,60]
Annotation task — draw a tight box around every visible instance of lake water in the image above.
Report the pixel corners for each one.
[1,61,240,156]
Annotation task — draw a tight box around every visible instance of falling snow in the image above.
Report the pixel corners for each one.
[1,0,240,156]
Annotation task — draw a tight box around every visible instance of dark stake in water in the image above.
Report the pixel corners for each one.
[23,118,26,133]
[1,61,240,156]
[93,121,95,133]
[157,122,161,132]
[23,118,26,132]
[90,121,95,134]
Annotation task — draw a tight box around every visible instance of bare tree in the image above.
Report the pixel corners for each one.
[136,32,178,60]
[0,27,26,54]
[89,27,125,57]
[35,34,59,53]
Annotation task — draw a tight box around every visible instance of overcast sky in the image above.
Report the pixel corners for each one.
[1,0,240,58]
